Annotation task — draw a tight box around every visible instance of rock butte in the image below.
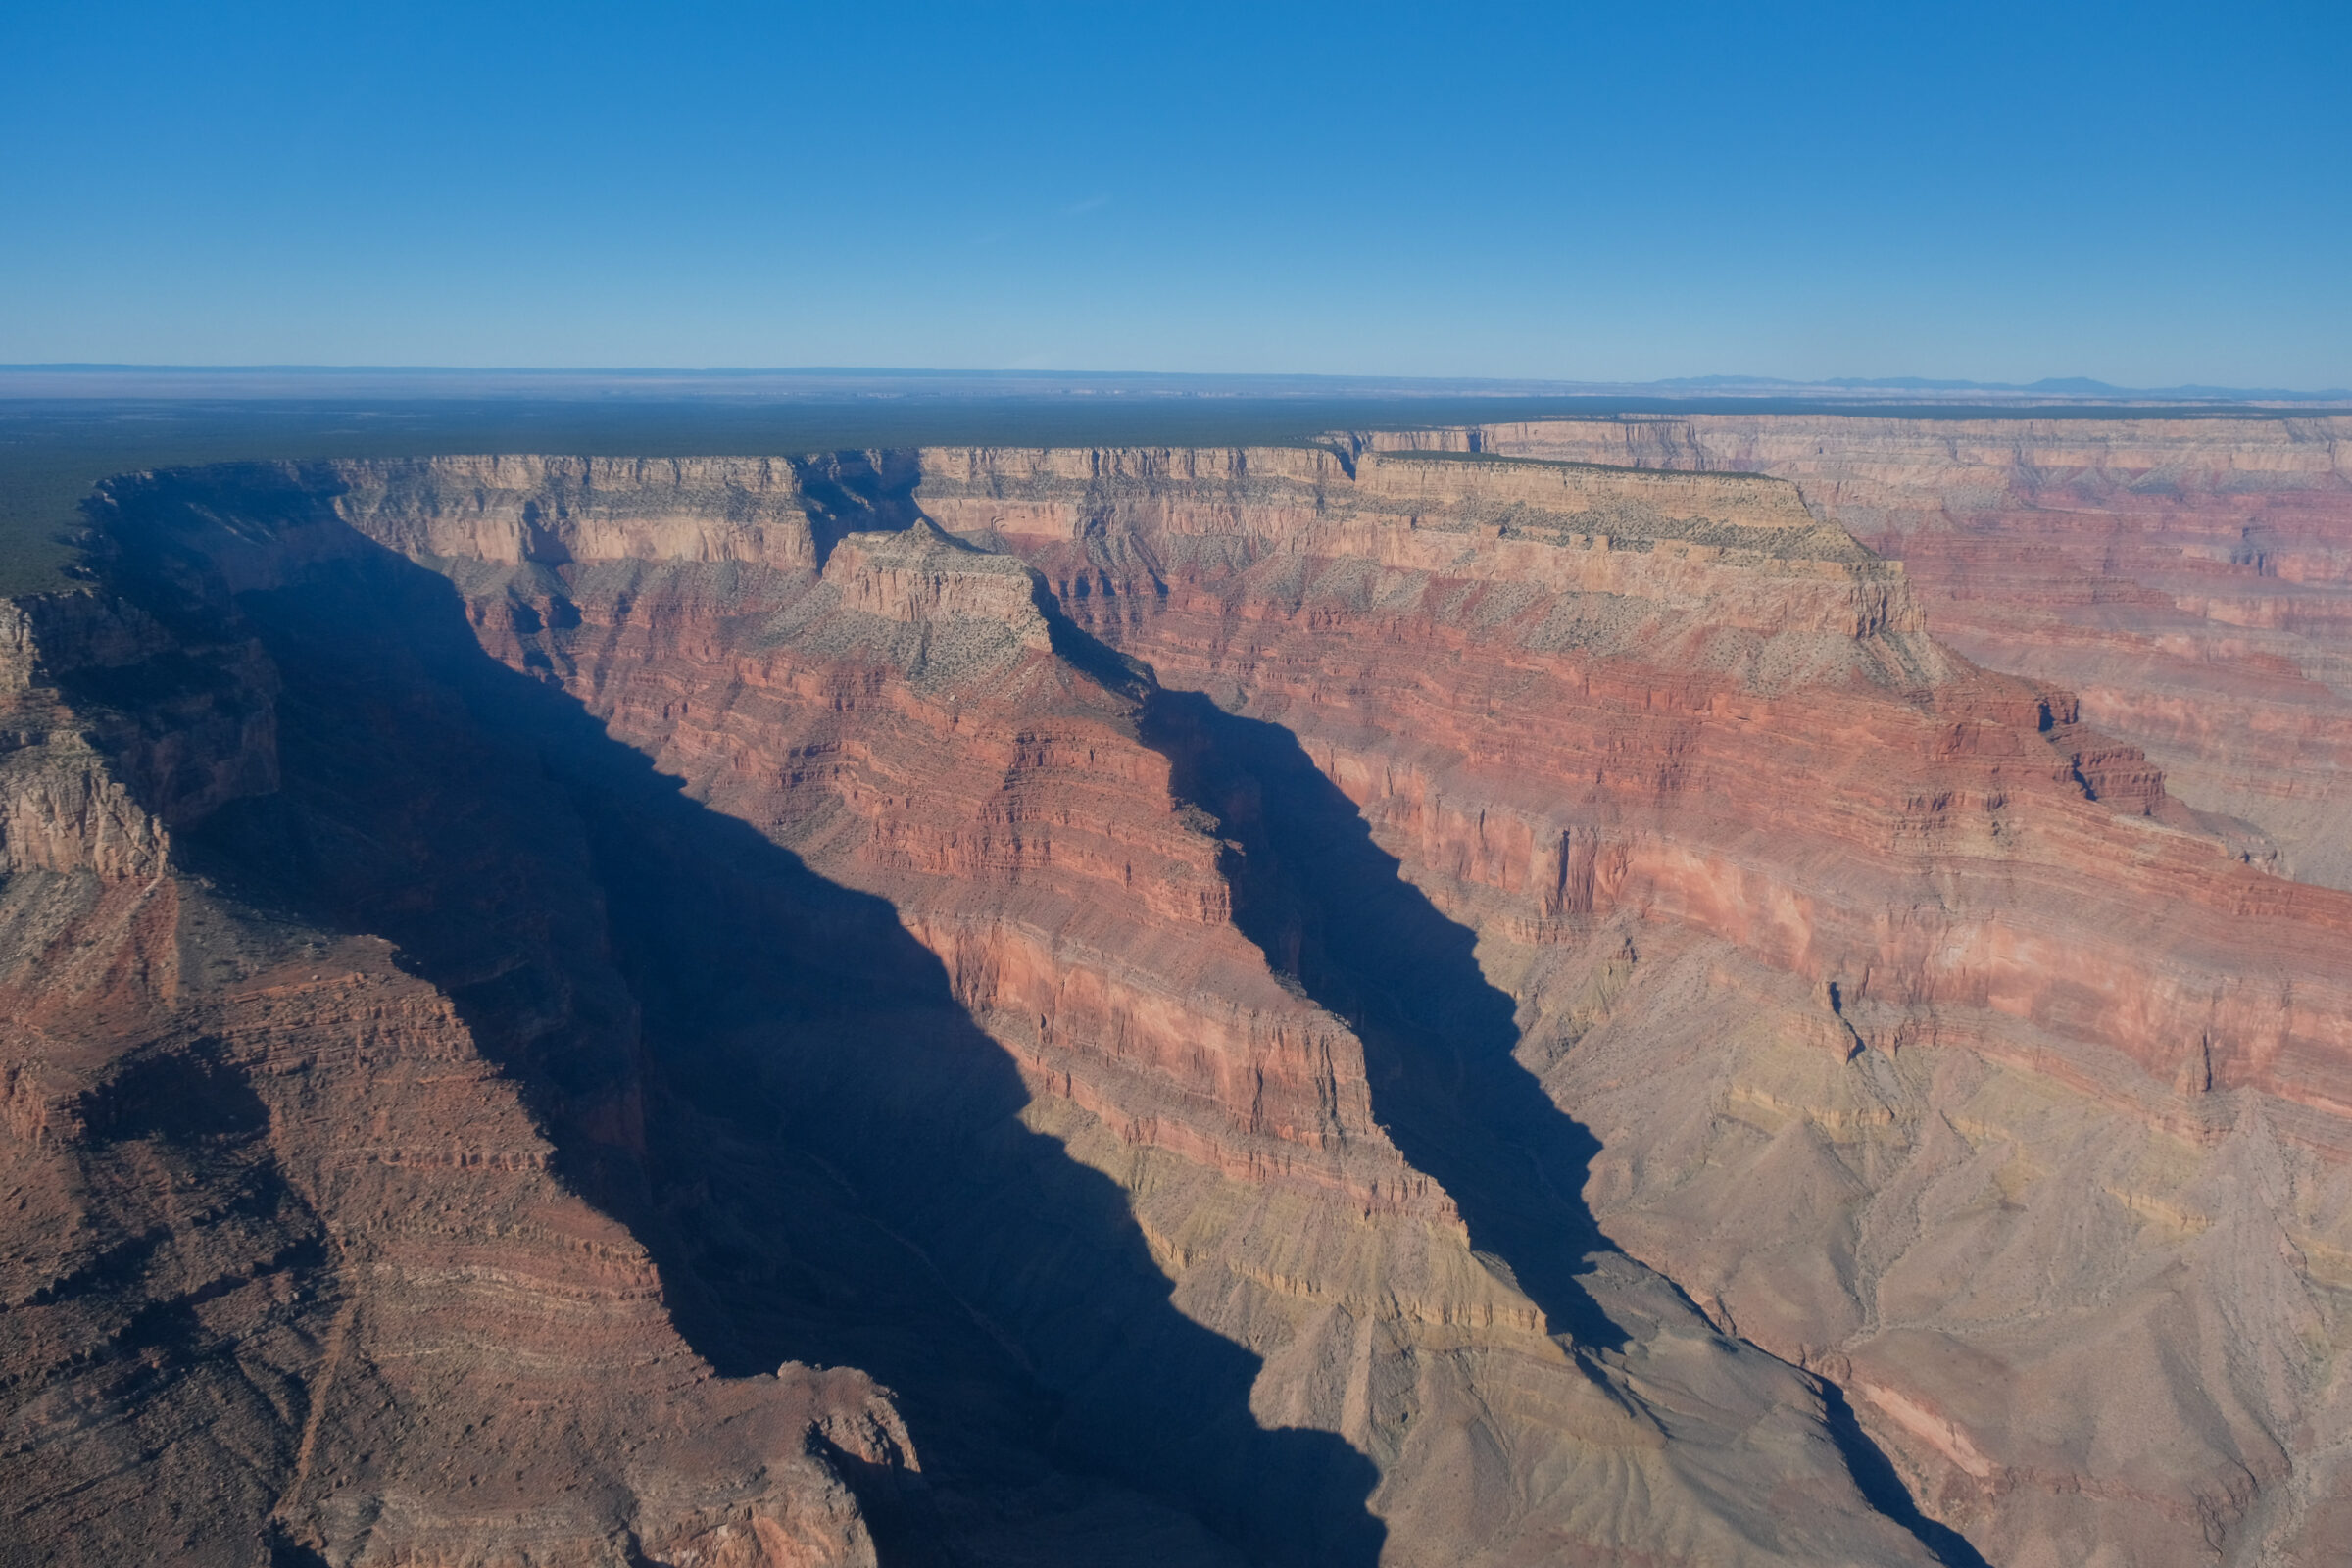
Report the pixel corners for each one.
[0,424,2346,1567]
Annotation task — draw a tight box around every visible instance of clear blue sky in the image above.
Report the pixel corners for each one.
[4,0,2344,386]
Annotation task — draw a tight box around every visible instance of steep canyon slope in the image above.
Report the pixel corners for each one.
[1368,415,2352,891]
[7,454,1940,1567]
[0,580,912,1566]
[922,441,2352,1567]
[2,434,2347,1567]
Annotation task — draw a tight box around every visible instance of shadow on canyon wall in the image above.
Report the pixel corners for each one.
[1818,1382,1995,1568]
[1141,690,1626,1353]
[98,471,1384,1567]
[1133,683,1992,1568]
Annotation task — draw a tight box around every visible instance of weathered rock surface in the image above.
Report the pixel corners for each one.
[1372,415,2352,892]
[6,433,2349,1568]
[0,579,906,1567]
[922,440,2352,1567]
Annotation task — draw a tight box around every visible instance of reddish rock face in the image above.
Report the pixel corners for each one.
[1377,415,2352,893]
[7,434,2350,1568]
[0,587,905,1568]
[918,441,2352,1566]
[938,444,2352,1114]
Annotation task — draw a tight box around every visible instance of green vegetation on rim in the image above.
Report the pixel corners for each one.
[1373,447,1769,481]
[1,392,2315,598]
[0,396,1565,597]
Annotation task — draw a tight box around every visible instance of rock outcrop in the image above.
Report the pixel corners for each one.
[0,572,907,1567]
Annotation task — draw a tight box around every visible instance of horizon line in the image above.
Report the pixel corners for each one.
[3,364,2348,403]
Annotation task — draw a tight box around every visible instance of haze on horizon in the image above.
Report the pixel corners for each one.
[4,0,2346,390]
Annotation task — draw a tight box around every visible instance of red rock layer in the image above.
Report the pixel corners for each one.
[0,588,905,1567]
[1372,415,2352,892]
[940,446,2352,1134]
[521,546,1422,1203]
[315,459,1931,1568]
[918,442,2352,1566]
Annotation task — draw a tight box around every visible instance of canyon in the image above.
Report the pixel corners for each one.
[3,417,2348,1567]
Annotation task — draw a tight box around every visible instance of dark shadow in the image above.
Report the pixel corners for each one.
[265,1528,334,1568]
[1818,1382,1995,1568]
[94,465,1384,1568]
[1138,679,1997,1565]
[84,1047,271,1146]
[1144,690,1628,1351]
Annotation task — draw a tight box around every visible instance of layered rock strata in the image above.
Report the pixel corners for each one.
[2,455,1951,1567]
[9,435,2350,1568]
[920,441,2352,1567]
[1364,415,2352,891]
[0,581,908,1567]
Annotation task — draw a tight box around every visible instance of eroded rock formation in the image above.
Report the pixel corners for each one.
[6,433,2349,1567]
[0,576,907,1568]
[1369,415,2352,892]
[918,439,2352,1566]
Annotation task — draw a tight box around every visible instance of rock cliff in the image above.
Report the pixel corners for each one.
[5,434,2348,1568]
[0,573,908,1566]
[1368,415,2352,893]
[923,439,2352,1567]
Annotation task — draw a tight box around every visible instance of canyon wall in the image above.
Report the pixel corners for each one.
[918,440,2352,1567]
[0,570,907,1567]
[1,455,1950,1566]
[7,432,2350,1567]
[1365,416,2352,891]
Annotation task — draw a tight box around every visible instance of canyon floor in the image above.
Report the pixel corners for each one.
[4,410,2349,1567]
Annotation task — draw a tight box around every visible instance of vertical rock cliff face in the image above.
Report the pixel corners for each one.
[1369,416,2352,892]
[922,442,2352,1568]
[11,438,2351,1568]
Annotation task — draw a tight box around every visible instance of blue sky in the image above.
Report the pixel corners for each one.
[3,0,2344,385]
